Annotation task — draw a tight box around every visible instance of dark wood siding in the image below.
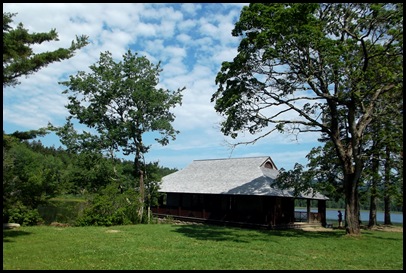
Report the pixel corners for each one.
[152,193,299,227]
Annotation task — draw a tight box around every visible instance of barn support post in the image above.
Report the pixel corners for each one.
[318,200,327,226]
[306,199,311,223]
[178,194,182,216]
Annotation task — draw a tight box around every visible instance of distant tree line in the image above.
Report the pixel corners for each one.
[295,199,401,212]
[3,131,177,226]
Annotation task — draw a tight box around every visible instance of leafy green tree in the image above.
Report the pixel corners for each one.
[143,161,177,223]
[75,181,141,226]
[278,78,403,227]
[57,50,185,222]
[9,128,49,140]
[8,144,62,207]
[3,133,20,218]
[211,3,402,235]
[62,151,118,194]
[3,133,63,225]
[363,123,382,227]
[3,12,88,88]
[3,131,55,206]
[381,115,403,225]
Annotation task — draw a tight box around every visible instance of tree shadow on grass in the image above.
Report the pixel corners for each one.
[171,224,252,243]
[3,229,32,243]
[171,223,344,243]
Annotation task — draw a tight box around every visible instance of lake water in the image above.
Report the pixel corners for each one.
[297,209,403,224]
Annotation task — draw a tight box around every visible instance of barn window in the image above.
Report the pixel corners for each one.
[264,161,274,169]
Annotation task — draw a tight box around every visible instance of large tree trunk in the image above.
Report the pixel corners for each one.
[368,150,379,228]
[383,146,392,225]
[135,140,145,223]
[138,170,144,222]
[344,172,361,235]
[383,194,392,225]
[368,187,378,228]
[333,138,363,235]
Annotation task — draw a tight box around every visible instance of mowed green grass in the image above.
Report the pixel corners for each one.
[3,223,403,270]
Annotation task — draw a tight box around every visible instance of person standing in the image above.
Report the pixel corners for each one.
[338,210,343,228]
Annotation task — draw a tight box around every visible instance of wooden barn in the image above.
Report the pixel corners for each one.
[151,156,329,228]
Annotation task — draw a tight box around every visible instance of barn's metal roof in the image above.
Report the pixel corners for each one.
[158,156,329,200]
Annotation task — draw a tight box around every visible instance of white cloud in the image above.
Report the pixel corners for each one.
[180,3,202,16]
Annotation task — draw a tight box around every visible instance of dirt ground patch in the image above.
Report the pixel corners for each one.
[105,229,121,233]
[367,225,403,233]
[49,222,70,227]
[301,226,335,232]
[301,224,403,233]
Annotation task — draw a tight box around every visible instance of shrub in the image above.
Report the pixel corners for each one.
[3,201,43,226]
[75,182,143,226]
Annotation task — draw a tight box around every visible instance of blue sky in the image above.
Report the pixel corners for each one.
[3,3,322,171]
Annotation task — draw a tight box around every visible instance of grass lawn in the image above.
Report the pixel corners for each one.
[3,223,403,270]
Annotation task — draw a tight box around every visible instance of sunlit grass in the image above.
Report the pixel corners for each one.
[3,223,403,270]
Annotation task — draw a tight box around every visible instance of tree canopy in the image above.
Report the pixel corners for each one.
[56,49,185,222]
[2,131,178,226]
[211,3,403,235]
[3,12,89,88]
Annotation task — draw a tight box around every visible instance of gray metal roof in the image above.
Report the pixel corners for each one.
[159,156,329,200]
